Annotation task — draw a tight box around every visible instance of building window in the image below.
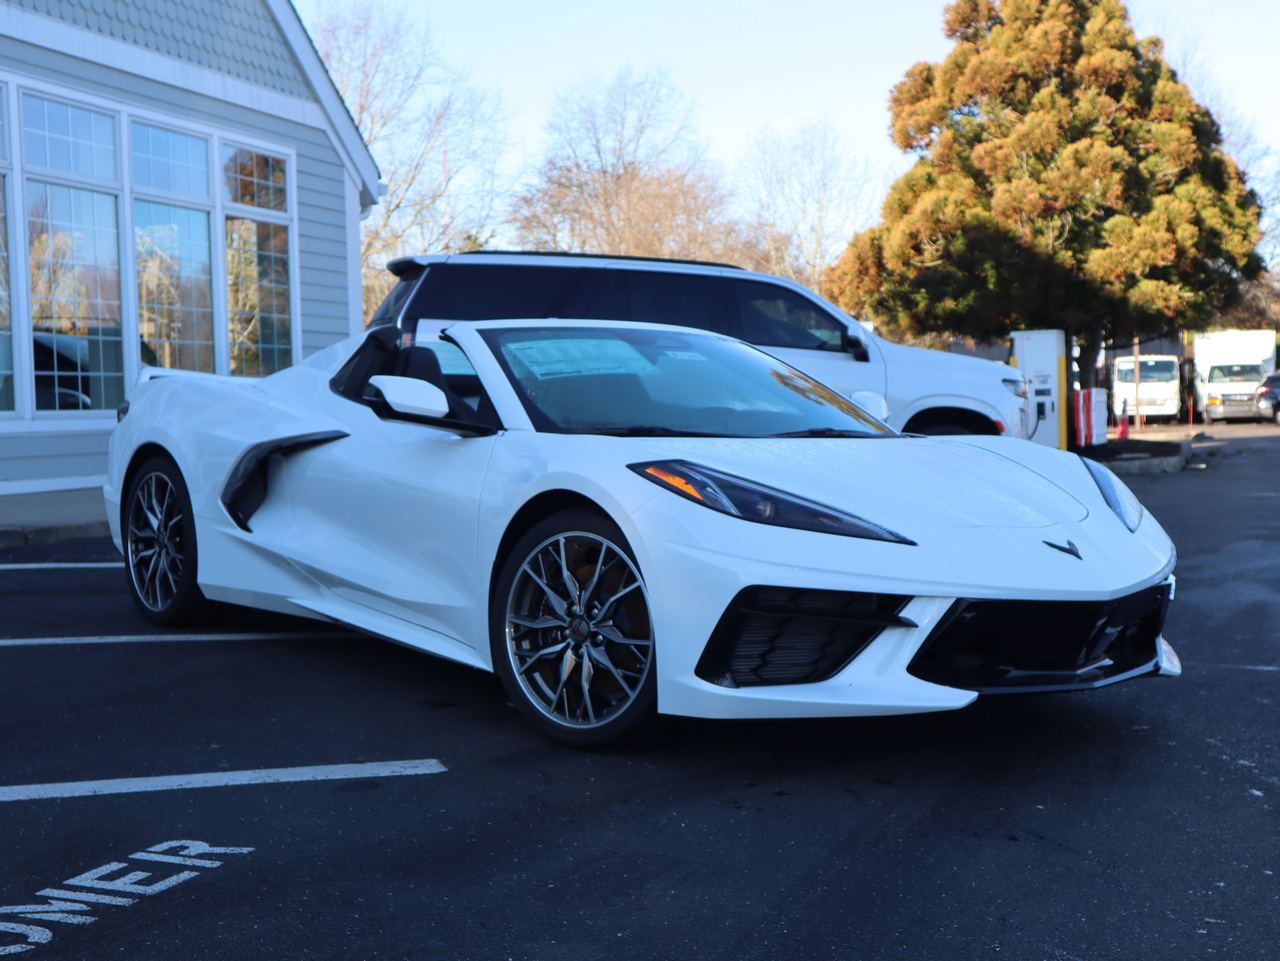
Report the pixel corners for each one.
[22,94,116,181]
[221,146,286,211]
[135,201,213,373]
[26,181,123,411]
[132,122,208,198]
[0,178,11,412]
[226,217,289,377]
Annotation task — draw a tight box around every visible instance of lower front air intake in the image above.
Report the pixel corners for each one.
[907,584,1171,693]
[696,586,915,688]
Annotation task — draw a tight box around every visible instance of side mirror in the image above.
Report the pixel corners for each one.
[841,330,870,362]
[368,375,449,419]
[849,390,890,421]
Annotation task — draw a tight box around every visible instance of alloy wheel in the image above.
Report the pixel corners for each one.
[504,532,653,730]
[127,470,187,613]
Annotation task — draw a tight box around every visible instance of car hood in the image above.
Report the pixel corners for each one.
[586,435,1088,530]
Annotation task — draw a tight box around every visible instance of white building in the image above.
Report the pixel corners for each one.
[0,0,379,492]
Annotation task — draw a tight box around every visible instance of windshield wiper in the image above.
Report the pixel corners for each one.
[562,425,731,437]
[768,427,886,438]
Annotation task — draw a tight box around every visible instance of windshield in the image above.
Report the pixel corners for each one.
[479,326,894,437]
[1115,360,1177,383]
[1208,364,1266,383]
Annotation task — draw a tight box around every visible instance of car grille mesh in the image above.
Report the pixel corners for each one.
[907,584,1170,692]
[696,586,915,688]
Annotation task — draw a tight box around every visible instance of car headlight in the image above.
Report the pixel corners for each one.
[629,460,915,544]
[1003,377,1029,400]
[1081,457,1143,531]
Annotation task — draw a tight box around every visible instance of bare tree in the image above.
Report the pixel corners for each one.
[737,121,874,291]
[315,3,504,319]
[510,68,745,262]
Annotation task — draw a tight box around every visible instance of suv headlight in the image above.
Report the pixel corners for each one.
[1003,377,1029,400]
[630,460,915,544]
[1081,457,1143,531]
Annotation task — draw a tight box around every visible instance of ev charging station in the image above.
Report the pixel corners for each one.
[1010,330,1067,449]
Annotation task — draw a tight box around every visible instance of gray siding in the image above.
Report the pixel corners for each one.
[0,32,354,353]
[4,0,312,99]
[0,431,109,482]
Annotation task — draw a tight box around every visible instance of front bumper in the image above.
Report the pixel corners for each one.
[631,498,1178,720]
[1206,395,1260,419]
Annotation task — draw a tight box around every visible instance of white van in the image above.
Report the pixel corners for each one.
[1112,355,1181,421]
[1192,330,1277,421]
[372,252,1032,438]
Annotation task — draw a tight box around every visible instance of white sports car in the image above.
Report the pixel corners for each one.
[105,319,1179,745]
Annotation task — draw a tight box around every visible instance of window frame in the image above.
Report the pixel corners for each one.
[0,73,301,432]
[0,82,16,420]
[218,136,300,374]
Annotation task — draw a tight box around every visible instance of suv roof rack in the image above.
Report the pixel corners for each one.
[387,250,745,276]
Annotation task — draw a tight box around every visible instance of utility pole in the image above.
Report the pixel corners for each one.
[1132,335,1145,434]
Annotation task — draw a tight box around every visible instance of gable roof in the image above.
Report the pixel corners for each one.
[263,0,381,208]
[0,0,381,210]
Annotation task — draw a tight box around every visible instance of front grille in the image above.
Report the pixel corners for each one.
[907,584,1170,693]
[696,586,915,688]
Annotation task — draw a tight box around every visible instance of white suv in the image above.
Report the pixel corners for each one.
[370,252,1030,437]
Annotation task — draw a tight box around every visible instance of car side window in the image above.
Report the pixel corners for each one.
[586,271,727,333]
[330,328,501,428]
[367,272,421,328]
[728,279,845,351]
[405,264,591,321]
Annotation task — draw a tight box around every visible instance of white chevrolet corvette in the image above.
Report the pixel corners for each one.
[105,319,1179,745]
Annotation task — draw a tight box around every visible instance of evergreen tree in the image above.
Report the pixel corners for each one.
[825,0,1263,384]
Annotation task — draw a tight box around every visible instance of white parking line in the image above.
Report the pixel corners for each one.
[0,562,124,570]
[0,759,448,802]
[1189,662,1279,672]
[0,632,351,647]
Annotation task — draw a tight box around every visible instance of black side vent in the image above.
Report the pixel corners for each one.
[696,587,915,688]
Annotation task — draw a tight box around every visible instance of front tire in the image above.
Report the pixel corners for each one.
[123,454,205,625]
[491,510,656,747]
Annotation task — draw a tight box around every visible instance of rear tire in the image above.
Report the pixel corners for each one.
[123,454,206,626]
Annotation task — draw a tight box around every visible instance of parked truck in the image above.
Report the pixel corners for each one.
[1112,354,1181,422]
[1192,330,1277,421]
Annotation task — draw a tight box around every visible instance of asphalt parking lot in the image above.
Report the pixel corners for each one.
[2,423,1279,960]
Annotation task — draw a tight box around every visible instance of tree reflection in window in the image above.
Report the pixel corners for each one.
[135,200,213,372]
[0,178,11,411]
[226,217,290,376]
[27,181,122,410]
[221,146,286,211]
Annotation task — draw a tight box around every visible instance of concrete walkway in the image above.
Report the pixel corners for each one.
[0,487,111,548]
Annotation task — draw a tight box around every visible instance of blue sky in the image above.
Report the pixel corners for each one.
[293,0,1279,228]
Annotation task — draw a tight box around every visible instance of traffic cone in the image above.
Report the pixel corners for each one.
[1117,399,1129,440]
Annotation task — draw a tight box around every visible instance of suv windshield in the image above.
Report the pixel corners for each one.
[479,326,893,437]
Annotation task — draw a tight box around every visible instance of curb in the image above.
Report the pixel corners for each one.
[1102,441,1191,476]
[0,521,112,550]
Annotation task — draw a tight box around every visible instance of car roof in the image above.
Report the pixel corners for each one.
[435,317,739,339]
[387,250,745,277]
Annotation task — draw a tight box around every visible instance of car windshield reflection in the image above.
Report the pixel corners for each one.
[479,326,895,438]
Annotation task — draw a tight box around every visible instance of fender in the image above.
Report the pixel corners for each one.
[894,393,1005,431]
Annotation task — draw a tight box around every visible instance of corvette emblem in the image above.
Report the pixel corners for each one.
[1044,539,1082,559]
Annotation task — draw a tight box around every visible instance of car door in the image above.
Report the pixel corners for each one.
[274,343,498,653]
[724,277,886,399]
